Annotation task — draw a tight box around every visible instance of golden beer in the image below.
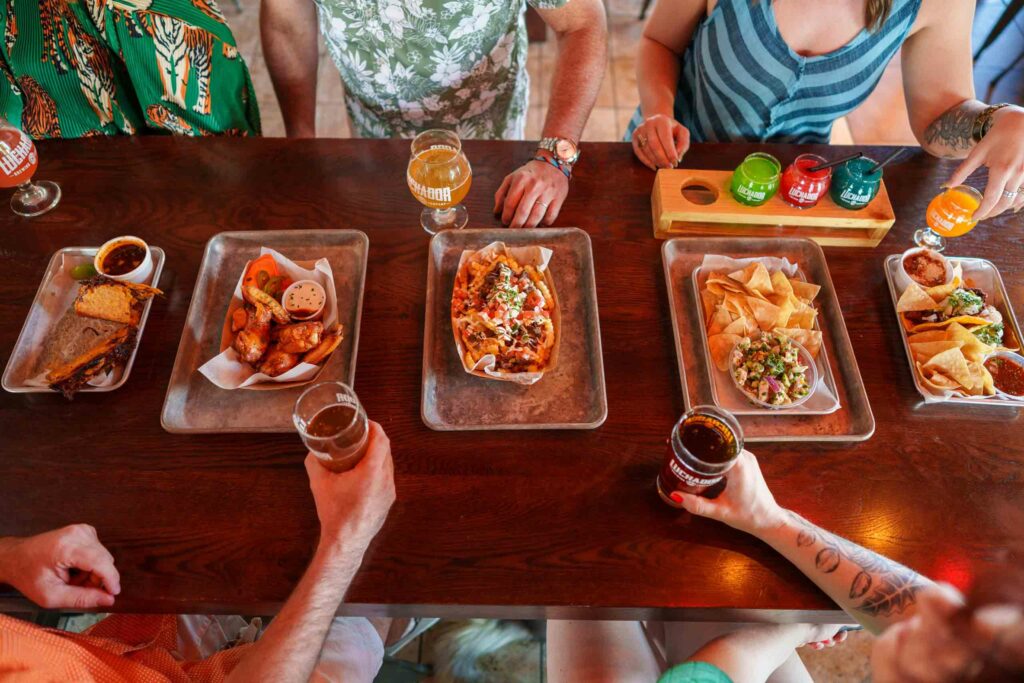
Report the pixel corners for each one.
[407,146,472,209]
[407,129,471,233]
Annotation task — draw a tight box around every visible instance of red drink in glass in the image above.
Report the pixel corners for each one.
[780,154,831,209]
[657,405,743,507]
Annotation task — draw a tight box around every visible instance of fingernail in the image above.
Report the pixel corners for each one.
[975,604,1024,629]
[670,491,685,504]
[100,594,115,606]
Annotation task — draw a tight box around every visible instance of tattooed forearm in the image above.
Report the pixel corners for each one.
[923,101,986,158]
[789,512,930,619]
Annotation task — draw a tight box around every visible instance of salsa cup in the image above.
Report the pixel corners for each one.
[983,350,1024,402]
[729,336,818,410]
[895,247,954,293]
[93,235,153,284]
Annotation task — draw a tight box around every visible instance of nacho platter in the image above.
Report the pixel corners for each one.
[663,237,874,442]
[690,260,841,416]
[884,254,1024,408]
[3,246,165,395]
[422,228,606,430]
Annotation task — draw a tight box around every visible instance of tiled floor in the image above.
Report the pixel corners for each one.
[230,0,1023,144]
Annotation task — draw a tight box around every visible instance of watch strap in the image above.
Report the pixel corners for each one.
[533,155,571,179]
[973,103,1010,143]
[538,137,580,164]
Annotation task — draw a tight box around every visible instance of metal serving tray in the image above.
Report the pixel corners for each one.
[161,230,367,433]
[690,265,840,416]
[3,246,165,394]
[663,237,875,442]
[884,254,1024,408]
[422,228,607,430]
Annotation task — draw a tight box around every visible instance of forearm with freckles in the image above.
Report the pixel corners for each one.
[540,18,606,141]
[758,511,935,635]
[923,100,987,159]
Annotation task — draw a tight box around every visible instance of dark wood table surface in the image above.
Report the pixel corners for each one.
[1,138,1021,622]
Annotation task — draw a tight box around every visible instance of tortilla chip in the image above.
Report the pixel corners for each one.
[790,280,821,303]
[916,362,961,393]
[909,340,964,364]
[775,298,795,328]
[700,289,720,322]
[707,305,734,334]
[729,263,774,295]
[946,322,992,363]
[926,281,958,301]
[723,292,752,317]
[776,327,823,358]
[708,333,741,371]
[770,271,794,299]
[788,304,817,330]
[722,317,749,336]
[747,297,782,331]
[909,315,992,333]
[908,330,949,344]
[897,283,940,313]
[922,348,973,388]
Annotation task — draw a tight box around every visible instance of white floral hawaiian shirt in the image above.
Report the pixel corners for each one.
[314,0,568,139]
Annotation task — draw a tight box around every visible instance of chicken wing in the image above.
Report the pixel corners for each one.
[302,326,344,365]
[233,302,271,365]
[243,285,291,324]
[272,321,324,353]
[258,345,301,377]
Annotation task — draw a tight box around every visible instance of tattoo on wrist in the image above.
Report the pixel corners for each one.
[924,104,982,157]
[789,512,928,618]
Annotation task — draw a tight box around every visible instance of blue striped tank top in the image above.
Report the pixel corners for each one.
[626,0,923,144]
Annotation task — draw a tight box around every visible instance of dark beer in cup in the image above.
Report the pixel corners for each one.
[657,405,742,507]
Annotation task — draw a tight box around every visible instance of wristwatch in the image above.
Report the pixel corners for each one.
[972,103,1010,142]
[538,137,580,165]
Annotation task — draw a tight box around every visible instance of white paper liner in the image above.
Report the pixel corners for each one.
[452,241,559,385]
[699,254,840,413]
[198,247,338,390]
[897,260,1017,403]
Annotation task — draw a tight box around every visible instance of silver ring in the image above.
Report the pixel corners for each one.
[537,202,549,210]
[637,134,647,149]
[1003,190,1018,199]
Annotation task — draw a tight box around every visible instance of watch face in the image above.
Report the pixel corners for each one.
[555,139,577,161]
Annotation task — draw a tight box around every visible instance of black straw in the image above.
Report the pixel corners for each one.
[807,152,864,173]
[865,149,903,175]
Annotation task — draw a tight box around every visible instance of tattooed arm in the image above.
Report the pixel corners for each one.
[903,0,1024,218]
[674,451,935,634]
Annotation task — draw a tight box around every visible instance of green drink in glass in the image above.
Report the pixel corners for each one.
[730,153,781,207]
[830,157,882,210]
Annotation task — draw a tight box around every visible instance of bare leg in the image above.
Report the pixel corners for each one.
[767,651,813,683]
[547,620,662,683]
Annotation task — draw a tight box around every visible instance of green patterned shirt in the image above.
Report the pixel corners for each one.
[313,0,567,139]
[0,0,260,138]
[659,662,734,683]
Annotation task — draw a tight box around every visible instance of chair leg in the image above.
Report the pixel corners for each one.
[974,0,1024,62]
[383,617,441,658]
[985,47,1024,101]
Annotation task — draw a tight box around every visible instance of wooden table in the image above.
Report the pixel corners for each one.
[1,138,1021,622]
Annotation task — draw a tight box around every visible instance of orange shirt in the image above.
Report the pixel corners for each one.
[0,613,249,682]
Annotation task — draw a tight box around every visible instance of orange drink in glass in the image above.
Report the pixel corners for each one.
[913,185,983,252]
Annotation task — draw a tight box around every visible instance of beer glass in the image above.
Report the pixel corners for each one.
[657,405,743,507]
[293,381,369,472]
[914,185,983,253]
[0,121,60,217]
[407,129,472,234]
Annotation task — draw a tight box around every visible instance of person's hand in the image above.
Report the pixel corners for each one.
[947,105,1024,219]
[493,158,569,229]
[631,114,690,171]
[0,524,120,609]
[304,420,396,557]
[799,624,852,650]
[672,450,787,536]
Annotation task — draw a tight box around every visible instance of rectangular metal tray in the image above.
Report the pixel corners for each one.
[161,230,367,433]
[3,246,165,394]
[422,228,607,430]
[690,265,841,416]
[884,254,1024,408]
[663,237,875,442]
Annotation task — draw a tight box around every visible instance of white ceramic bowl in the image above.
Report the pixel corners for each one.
[94,235,153,284]
[894,247,953,293]
[282,279,327,321]
[729,335,818,410]
[983,350,1024,401]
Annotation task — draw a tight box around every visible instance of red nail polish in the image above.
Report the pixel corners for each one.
[670,491,685,504]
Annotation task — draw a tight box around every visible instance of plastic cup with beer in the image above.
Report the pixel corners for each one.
[913,185,983,253]
[293,381,370,472]
[0,121,61,217]
[657,405,743,508]
[730,153,781,207]
[830,157,882,210]
[407,129,472,234]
